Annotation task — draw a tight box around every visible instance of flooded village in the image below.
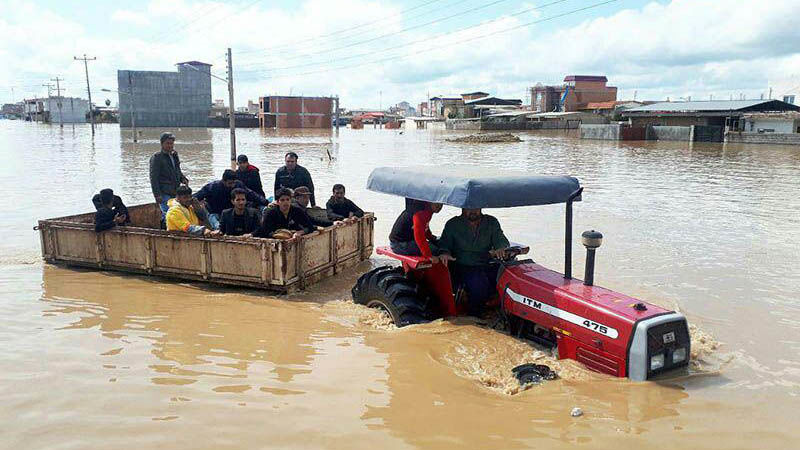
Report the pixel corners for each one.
[2,1,800,449]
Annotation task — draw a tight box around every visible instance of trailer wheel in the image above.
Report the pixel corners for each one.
[351,266,436,327]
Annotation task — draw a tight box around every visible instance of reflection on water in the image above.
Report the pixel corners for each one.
[1,121,800,447]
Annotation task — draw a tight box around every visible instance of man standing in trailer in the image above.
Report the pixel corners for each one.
[149,132,188,223]
[274,152,316,206]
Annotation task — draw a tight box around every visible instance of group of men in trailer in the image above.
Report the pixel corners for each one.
[96,132,363,240]
[94,131,513,317]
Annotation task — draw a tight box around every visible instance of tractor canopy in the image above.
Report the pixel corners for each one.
[367,166,581,208]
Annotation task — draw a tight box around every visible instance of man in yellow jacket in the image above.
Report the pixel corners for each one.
[166,185,220,237]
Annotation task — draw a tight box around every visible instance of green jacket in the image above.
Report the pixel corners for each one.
[439,214,509,267]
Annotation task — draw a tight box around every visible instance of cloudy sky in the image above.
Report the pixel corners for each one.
[1,0,799,109]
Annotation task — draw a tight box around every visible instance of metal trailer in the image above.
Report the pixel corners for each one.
[37,204,374,293]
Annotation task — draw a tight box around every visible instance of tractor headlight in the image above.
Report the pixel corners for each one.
[672,347,687,363]
[650,353,665,370]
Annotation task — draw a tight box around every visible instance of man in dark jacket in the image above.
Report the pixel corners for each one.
[293,186,332,227]
[95,189,127,232]
[219,188,261,236]
[194,169,267,229]
[326,184,364,222]
[274,151,316,206]
[256,188,314,239]
[235,154,266,198]
[92,188,130,225]
[149,132,188,220]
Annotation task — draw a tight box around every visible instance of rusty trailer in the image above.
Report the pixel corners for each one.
[37,204,374,293]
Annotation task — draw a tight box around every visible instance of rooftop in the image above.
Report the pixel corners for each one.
[176,61,212,67]
[564,75,608,82]
[625,99,800,113]
[464,96,523,105]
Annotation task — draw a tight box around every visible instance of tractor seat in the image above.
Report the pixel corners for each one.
[376,246,433,269]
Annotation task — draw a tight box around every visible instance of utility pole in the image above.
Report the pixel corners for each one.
[51,77,64,128]
[41,83,54,123]
[74,54,97,136]
[334,95,340,132]
[226,47,237,169]
[769,87,773,99]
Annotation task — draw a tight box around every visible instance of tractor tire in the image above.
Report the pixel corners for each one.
[351,266,436,327]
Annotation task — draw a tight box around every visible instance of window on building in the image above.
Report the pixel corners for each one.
[783,95,795,105]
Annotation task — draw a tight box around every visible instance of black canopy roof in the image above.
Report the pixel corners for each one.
[367,167,581,208]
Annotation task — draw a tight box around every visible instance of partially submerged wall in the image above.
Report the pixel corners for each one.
[647,126,691,141]
[725,132,800,145]
[580,124,621,140]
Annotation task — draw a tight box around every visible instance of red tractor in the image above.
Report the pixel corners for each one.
[352,167,690,381]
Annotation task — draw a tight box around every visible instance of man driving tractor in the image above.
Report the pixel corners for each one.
[438,208,510,317]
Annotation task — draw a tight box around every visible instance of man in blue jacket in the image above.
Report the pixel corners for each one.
[194,169,267,229]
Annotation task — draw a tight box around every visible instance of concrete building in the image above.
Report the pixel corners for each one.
[531,75,617,112]
[117,61,212,128]
[247,100,259,114]
[464,96,522,118]
[20,97,88,123]
[258,96,333,128]
[741,112,800,133]
[1,102,23,116]
[622,99,800,129]
[43,97,89,123]
[430,95,464,119]
[210,99,227,117]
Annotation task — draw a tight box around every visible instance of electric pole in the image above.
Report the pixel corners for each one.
[74,54,97,135]
[226,47,237,169]
[51,77,64,128]
[41,83,54,123]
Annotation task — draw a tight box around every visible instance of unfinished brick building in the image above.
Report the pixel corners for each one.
[531,75,618,113]
[258,96,333,128]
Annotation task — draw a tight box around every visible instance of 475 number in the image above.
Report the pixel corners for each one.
[582,320,609,335]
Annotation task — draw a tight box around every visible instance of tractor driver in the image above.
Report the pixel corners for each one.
[438,208,510,317]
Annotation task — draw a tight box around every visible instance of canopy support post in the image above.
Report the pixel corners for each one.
[564,187,583,279]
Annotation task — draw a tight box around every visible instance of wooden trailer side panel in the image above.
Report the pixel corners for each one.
[103,231,149,268]
[54,227,97,263]
[153,236,205,275]
[209,240,263,280]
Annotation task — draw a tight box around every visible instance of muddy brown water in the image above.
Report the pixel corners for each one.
[1,121,799,448]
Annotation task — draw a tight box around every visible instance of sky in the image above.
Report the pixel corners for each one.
[1,0,800,109]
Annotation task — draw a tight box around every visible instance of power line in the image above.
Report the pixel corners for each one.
[237,0,450,55]
[245,0,570,73]
[243,0,619,81]
[237,0,514,66]
[156,0,264,46]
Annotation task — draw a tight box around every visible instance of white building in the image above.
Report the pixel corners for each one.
[43,97,88,123]
[742,112,800,134]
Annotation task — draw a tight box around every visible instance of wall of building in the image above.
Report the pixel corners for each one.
[746,118,799,133]
[647,126,692,141]
[259,96,333,128]
[43,97,88,123]
[117,63,211,128]
[629,116,711,127]
[725,131,800,145]
[580,124,620,140]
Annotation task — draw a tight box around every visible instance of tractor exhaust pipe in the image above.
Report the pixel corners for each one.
[564,187,583,279]
[581,230,603,286]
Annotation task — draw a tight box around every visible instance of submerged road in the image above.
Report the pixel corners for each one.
[1,121,798,448]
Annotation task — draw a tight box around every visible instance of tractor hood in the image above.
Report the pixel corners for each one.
[367,166,581,208]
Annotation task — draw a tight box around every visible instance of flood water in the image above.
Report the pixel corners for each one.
[1,120,799,448]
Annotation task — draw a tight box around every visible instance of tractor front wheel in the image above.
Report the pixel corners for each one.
[351,266,437,327]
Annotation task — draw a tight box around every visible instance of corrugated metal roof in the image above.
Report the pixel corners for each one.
[626,99,773,113]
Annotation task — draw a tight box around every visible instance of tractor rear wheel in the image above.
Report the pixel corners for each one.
[351,266,437,327]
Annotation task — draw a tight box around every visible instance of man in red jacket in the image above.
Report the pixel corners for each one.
[388,200,443,264]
